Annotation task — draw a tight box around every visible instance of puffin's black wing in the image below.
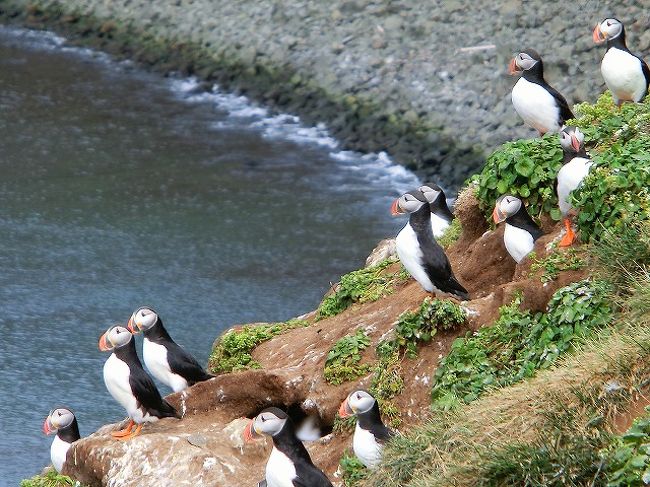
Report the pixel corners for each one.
[545,84,574,123]
[420,241,469,300]
[257,481,267,487]
[129,366,180,419]
[640,57,650,96]
[370,423,395,444]
[292,462,333,487]
[165,341,213,385]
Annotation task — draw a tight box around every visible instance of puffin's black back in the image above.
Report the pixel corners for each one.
[431,191,454,222]
[357,401,393,443]
[506,205,543,241]
[144,317,213,385]
[271,418,333,487]
[114,339,180,419]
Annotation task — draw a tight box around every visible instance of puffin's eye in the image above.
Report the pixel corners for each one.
[607,21,611,26]
[261,416,266,422]
[57,411,62,416]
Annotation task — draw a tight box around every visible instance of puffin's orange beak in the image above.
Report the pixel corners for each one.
[391,199,403,216]
[42,417,53,435]
[338,397,354,418]
[243,419,258,442]
[593,25,605,43]
[571,134,581,152]
[98,332,111,351]
[493,206,506,224]
[127,316,137,334]
[508,58,520,75]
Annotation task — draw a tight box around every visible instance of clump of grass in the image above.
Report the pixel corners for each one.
[438,218,462,249]
[317,259,408,319]
[339,450,369,486]
[529,247,585,283]
[208,319,308,374]
[323,329,372,385]
[20,471,82,487]
[605,409,650,486]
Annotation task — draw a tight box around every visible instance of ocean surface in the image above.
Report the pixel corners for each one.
[0,26,419,484]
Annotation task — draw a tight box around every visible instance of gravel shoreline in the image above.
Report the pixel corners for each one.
[1,0,648,188]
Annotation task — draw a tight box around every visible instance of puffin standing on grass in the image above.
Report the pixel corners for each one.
[418,183,454,238]
[42,407,80,473]
[557,126,592,246]
[593,18,649,105]
[392,190,469,300]
[493,195,543,263]
[99,325,180,440]
[243,407,333,487]
[509,49,574,135]
[338,390,394,469]
[127,306,213,393]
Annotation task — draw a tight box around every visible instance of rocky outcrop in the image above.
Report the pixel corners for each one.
[1,1,648,188]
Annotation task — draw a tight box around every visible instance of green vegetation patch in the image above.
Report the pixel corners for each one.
[529,247,585,283]
[208,319,308,374]
[431,279,612,409]
[21,471,82,487]
[437,218,462,249]
[339,450,369,487]
[606,410,650,486]
[323,329,372,385]
[317,259,409,319]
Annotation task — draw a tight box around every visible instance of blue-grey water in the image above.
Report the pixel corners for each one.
[0,27,419,485]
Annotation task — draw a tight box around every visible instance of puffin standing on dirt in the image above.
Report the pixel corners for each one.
[127,306,213,393]
[99,325,180,440]
[338,390,394,469]
[593,18,650,105]
[557,126,592,246]
[243,407,333,487]
[392,190,469,300]
[418,183,454,238]
[493,195,543,263]
[509,49,574,135]
[42,407,80,473]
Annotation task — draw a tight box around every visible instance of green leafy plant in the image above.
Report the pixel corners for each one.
[324,329,372,385]
[473,134,564,220]
[530,247,585,283]
[339,450,369,486]
[438,218,462,249]
[369,348,405,428]
[605,410,650,486]
[20,471,82,487]
[208,319,308,374]
[317,259,409,319]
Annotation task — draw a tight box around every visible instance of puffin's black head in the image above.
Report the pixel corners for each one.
[418,183,445,204]
[43,407,76,436]
[493,194,523,224]
[127,306,159,334]
[509,49,542,75]
[98,325,133,352]
[593,18,624,44]
[391,190,428,216]
[559,126,585,154]
[338,389,377,418]
[243,407,290,442]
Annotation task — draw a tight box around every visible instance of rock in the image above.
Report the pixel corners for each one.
[365,238,397,267]
[371,35,387,49]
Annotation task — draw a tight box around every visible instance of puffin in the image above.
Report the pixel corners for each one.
[509,49,574,135]
[98,325,180,440]
[493,195,543,263]
[127,306,213,393]
[593,18,650,105]
[418,183,454,238]
[338,390,394,469]
[243,407,333,487]
[392,190,469,300]
[42,407,80,473]
[557,126,592,246]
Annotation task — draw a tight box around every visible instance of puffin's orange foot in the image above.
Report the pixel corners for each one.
[116,423,143,441]
[111,420,134,438]
[559,219,576,247]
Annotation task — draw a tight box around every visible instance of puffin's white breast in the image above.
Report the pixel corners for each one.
[395,223,434,292]
[103,353,138,417]
[430,213,450,239]
[557,157,592,215]
[512,78,561,134]
[265,446,297,487]
[503,223,535,263]
[601,48,648,103]
[143,338,188,393]
[50,435,71,473]
[353,423,383,469]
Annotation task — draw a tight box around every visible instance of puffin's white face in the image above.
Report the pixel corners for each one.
[509,51,539,74]
[128,306,158,334]
[98,325,132,351]
[347,390,376,415]
[391,191,427,215]
[560,127,584,153]
[243,407,288,441]
[593,18,623,43]
[493,195,522,224]
[419,184,442,204]
[43,408,75,435]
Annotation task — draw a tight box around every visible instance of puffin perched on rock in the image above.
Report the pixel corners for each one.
[99,325,180,440]
[338,390,394,469]
[418,183,454,238]
[493,195,543,263]
[593,18,649,105]
[43,407,80,473]
[509,49,574,135]
[243,407,333,487]
[392,190,469,300]
[557,126,592,246]
[127,306,213,393]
